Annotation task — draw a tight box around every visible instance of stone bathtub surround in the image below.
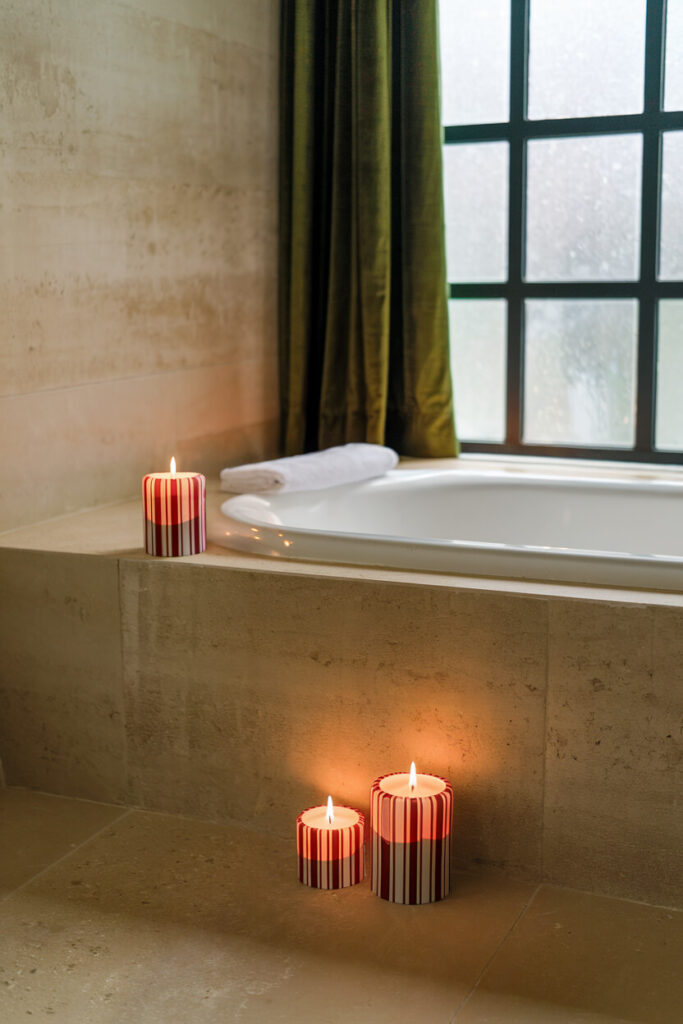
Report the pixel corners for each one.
[0,492,682,911]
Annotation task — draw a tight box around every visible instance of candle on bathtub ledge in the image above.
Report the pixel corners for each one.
[142,457,206,557]
[297,796,365,890]
[371,762,453,904]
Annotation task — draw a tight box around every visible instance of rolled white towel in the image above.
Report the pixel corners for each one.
[220,443,398,494]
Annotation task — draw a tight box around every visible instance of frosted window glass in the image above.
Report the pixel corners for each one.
[526,135,642,282]
[524,300,637,447]
[528,0,646,119]
[443,142,509,282]
[665,0,683,110]
[449,300,507,442]
[656,301,683,450]
[439,0,510,126]
[659,133,683,280]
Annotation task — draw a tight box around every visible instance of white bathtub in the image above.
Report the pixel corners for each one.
[209,465,683,590]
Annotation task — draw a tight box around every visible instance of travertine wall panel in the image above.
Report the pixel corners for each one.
[119,563,549,879]
[544,600,683,906]
[0,0,279,531]
[1,180,276,393]
[0,359,278,527]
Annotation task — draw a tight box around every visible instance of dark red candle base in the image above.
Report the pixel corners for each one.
[297,848,364,890]
[371,835,450,904]
[144,514,206,557]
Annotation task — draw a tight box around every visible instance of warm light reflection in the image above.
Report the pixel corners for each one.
[170,456,177,475]
[326,795,334,824]
[409,762,417,791]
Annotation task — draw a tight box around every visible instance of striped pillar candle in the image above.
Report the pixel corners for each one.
[297,797,365,890]
[142,459,206,557]
[371,765,453,904]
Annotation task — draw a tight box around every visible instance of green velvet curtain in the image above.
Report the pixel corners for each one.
[279,0,458,457]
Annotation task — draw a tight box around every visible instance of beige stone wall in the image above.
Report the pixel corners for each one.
[0,0,280,531]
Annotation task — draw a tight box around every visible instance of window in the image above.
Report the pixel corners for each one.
[441,0,683,463]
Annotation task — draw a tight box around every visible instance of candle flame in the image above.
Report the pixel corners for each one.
[409,762,417,791]
[170,456,176,475]
[326,795,334,824]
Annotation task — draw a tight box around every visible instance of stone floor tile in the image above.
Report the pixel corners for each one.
[0,806,534,1023]
[455,884,683,1023]
[0,788,126,898]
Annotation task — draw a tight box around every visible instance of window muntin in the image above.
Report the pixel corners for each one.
[441,0,683,464]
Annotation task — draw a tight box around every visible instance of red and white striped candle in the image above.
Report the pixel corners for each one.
[371,763,453,904]
[142,458,206,557]
[297,796,365,890]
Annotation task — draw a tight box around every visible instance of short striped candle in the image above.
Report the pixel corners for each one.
[297,797,365,890]
[371,764,453,905]
[142,458,206,557]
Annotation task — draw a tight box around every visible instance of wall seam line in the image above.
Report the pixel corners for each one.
[116,557,131,807]
[540,597,550,884]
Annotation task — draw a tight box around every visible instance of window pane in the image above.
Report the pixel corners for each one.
[659,132,683,280]
[439,0,510,126]
[443,142,509,282]
[665,0,683,110]
[524,300,637,447]
[526,135,642,282]
[656,301,683,450]
[528,0,646,119]
[449,300,507,442]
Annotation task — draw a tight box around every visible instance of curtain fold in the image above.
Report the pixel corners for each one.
[279,0,458,457]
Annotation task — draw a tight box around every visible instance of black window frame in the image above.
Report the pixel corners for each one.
[444,0,683,464]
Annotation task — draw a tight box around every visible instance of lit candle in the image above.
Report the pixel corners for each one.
[371,762,453,904]
[296,796,365,890]
[142,457,206,556]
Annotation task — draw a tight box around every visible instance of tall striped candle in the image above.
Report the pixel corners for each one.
[142,458,206,557]
[297,797,365,890]
[371,763,453,905]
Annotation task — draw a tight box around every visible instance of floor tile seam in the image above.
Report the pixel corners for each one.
[538,879,683,915]
[0,808,133,905]
[448,881,543,1023]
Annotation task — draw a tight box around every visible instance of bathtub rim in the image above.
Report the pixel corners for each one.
[211,461,683,592]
